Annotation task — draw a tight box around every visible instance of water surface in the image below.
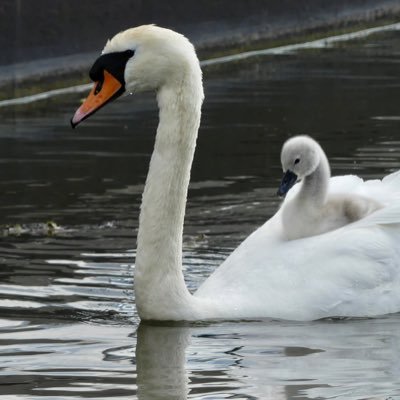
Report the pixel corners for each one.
[0,28,400,399]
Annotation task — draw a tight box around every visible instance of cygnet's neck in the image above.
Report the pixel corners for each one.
[134,69,204,320]
[298,150,330,207]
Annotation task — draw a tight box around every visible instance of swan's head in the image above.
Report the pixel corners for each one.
[278,135,322,196]
[71,25,202,127]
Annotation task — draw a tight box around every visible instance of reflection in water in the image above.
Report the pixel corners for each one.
[0,27,399,399]
[135,319,400,399]
[137,323,191,400]
[0,319,136,398]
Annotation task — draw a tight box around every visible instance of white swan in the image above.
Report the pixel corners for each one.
[278,135,382,240]
[72,25,400,321]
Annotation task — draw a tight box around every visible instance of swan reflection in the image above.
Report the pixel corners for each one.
[135,319,400,399]
[136,323,191,400]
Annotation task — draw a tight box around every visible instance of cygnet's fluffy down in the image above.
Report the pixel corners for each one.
[278,135,382,240]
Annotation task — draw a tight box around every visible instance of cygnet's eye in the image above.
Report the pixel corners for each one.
[294,158,300,165]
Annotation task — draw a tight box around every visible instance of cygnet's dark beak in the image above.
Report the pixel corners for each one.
[277,170,298,197]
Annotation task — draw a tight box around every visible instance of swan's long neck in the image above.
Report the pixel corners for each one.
[134,69,204,320]
[298,151,330,206]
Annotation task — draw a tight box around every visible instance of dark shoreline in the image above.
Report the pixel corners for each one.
[1,0,399,100]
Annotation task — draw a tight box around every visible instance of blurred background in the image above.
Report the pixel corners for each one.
[1,0,400,99]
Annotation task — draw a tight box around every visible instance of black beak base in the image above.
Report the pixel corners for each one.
[277,170,298,197]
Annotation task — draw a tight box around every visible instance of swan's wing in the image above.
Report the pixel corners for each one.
[348,203,400,228]
[329,171,400,204]
[195,177,400,320]
[382,169,400,184]
[285,170,400,205]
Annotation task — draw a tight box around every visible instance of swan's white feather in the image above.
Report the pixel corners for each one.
[78,25,400,321]
[195,173,400,320]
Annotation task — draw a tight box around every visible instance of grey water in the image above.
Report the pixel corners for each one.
[0,27,399,399]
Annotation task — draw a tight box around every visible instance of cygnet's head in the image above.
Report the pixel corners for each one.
[277,135,323,196]
[71,25,202,127]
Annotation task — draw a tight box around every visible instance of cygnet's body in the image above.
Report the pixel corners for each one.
[278,136,382,240]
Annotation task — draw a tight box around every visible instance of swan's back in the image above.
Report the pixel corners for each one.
[195,171,400,320]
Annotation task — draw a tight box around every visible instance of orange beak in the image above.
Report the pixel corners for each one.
[71,70,123,128]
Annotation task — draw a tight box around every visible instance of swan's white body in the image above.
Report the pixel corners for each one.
[197,172,400,320]
[79,25,400,321]
[279,136,382,240]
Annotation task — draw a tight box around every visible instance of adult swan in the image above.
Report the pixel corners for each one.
[72,25,400,321]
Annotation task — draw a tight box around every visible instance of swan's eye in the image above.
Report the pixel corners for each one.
[294,158,300,165]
